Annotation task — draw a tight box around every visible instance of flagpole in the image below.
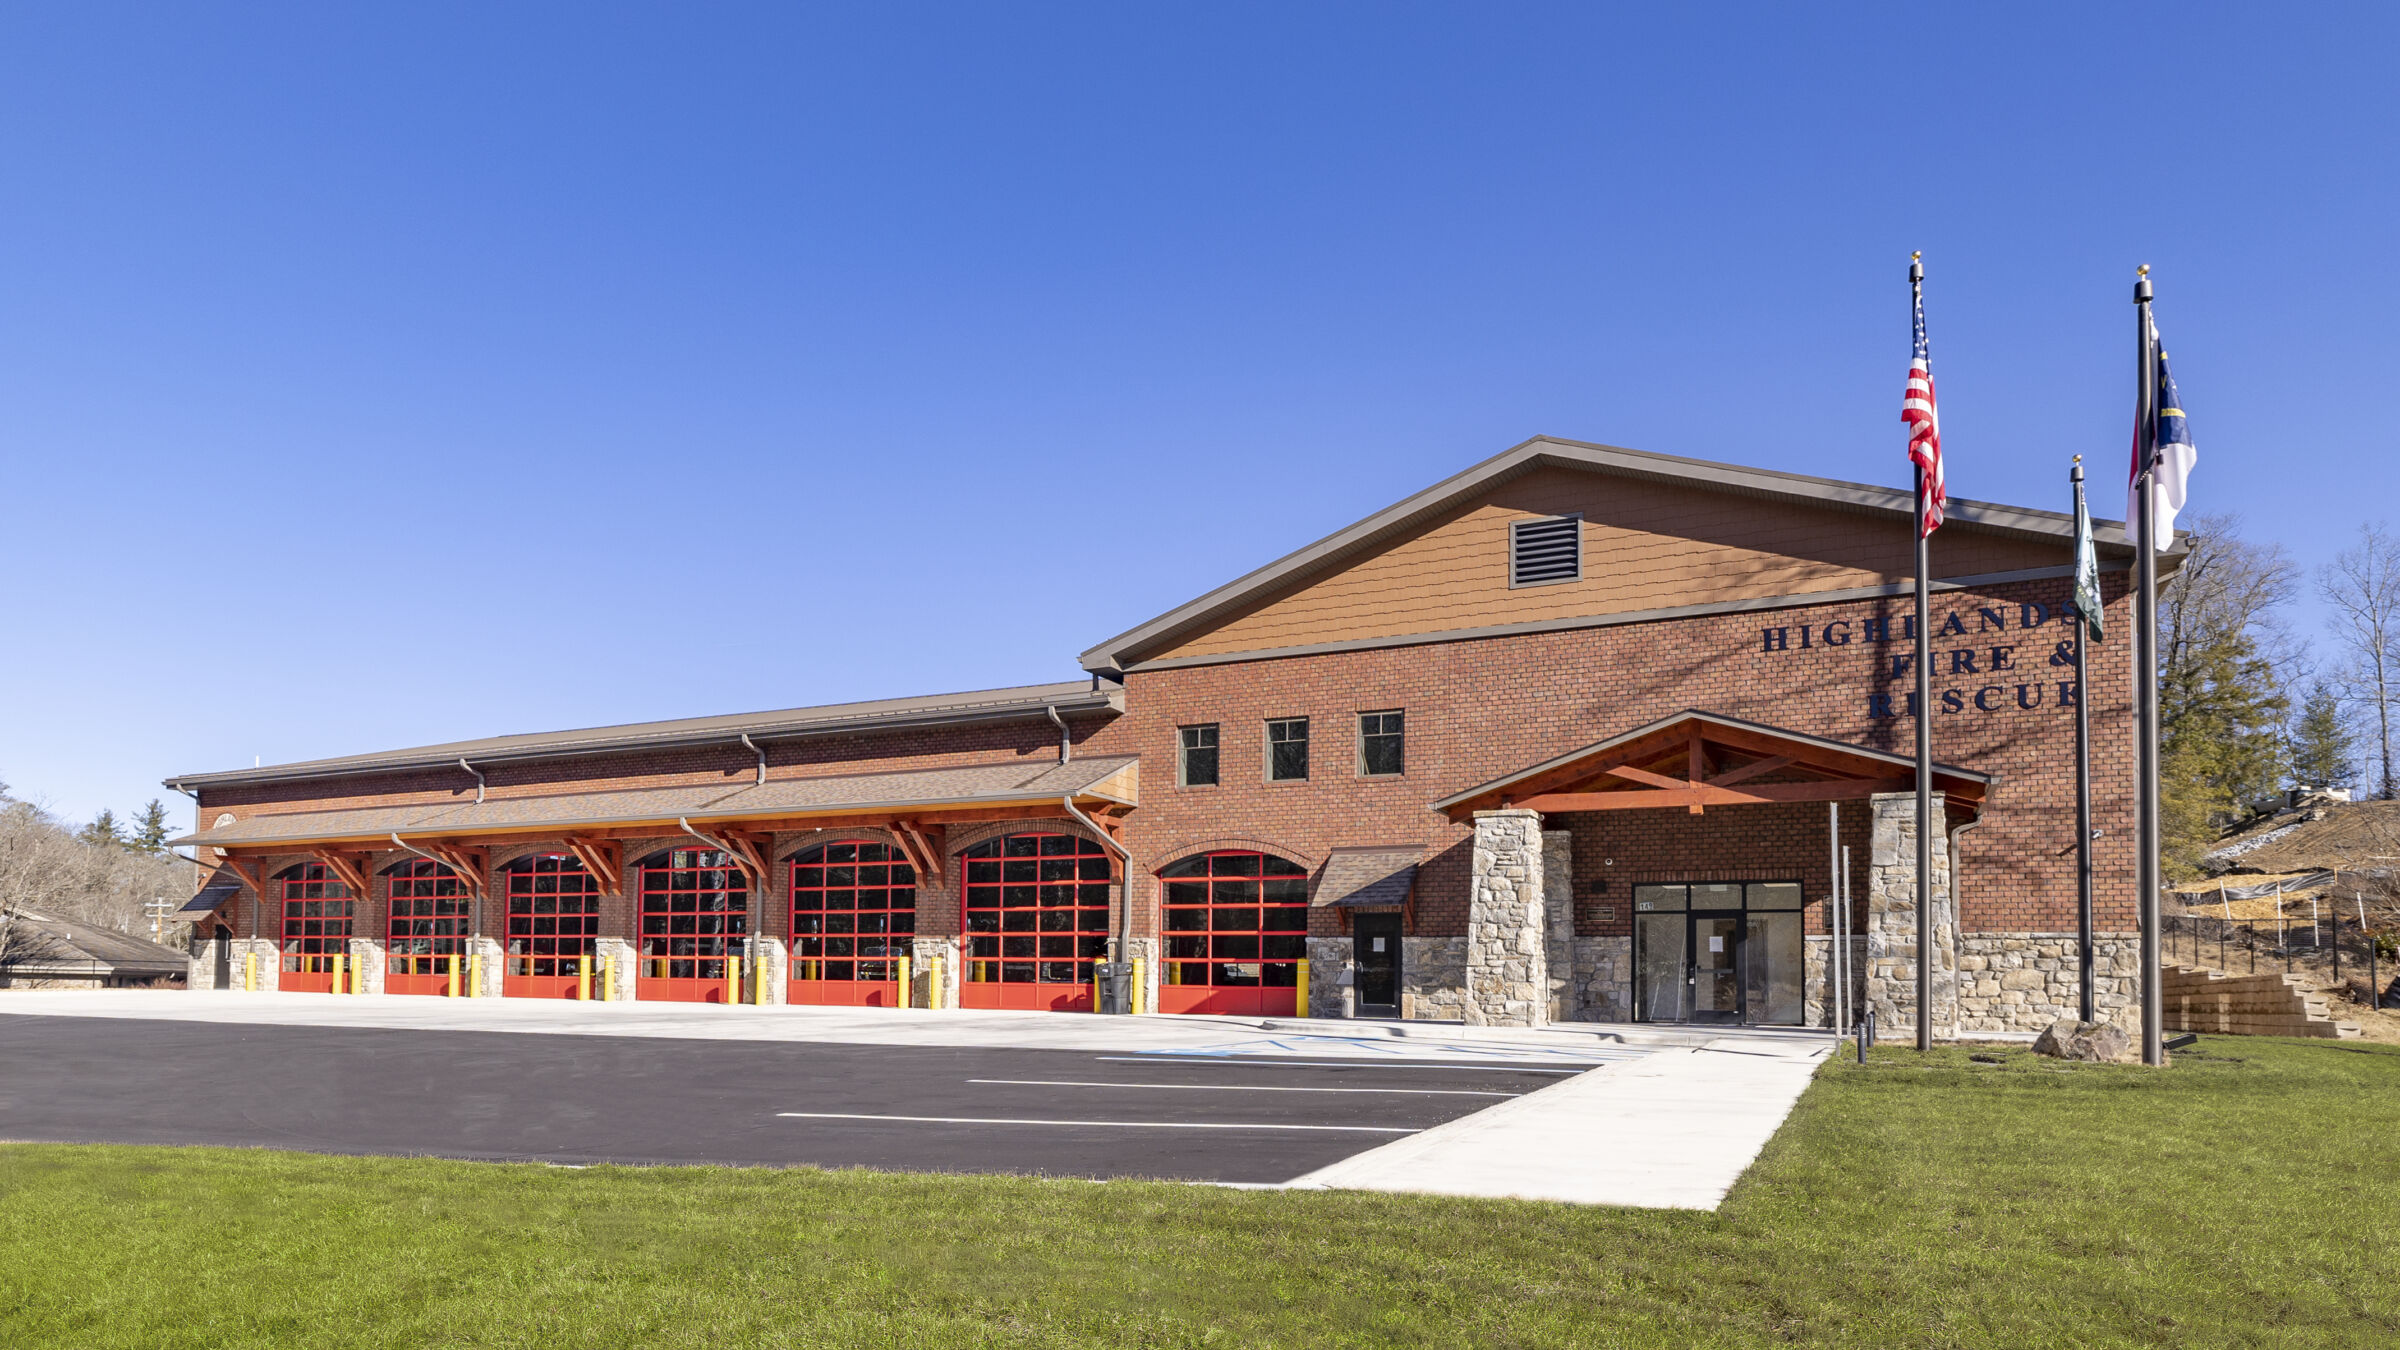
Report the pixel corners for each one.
[1911,253,1934,1053]
[2134,266,2164,1067]
[2072,456,2095,1024]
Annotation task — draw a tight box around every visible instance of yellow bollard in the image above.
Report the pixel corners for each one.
[897,954,912,1009]
[330,950,343,995]
[578,952,591,1001]
[1132,957,1146,1016]
[754,946,768,1006]
[1295,958,1310,1019]
[602,950,615,1002]
[727,947,743,1006]
[468,949,482,999]
[447,952,460,998]
[930,954,944,1010]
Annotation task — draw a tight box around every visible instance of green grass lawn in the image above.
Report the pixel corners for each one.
[4,1038,2396,1349]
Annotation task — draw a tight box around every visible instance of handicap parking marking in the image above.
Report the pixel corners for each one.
[774,1111,1423,1133]
[1111,1033,1643,1067]
[1093,1056,1583,1075]
[966,1078,1519,1097]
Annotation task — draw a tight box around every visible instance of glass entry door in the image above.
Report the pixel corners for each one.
[1633,881,1807,1026]
[1689,914,1742,1023]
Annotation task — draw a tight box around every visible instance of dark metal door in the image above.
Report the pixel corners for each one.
[1353,914,1402,1014]
[212,927,231,989]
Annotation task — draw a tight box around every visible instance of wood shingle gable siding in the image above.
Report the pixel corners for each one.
[1148,466,2069,663]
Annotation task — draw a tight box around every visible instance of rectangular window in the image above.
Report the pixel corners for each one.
[1179,724,1220,787]
[1358,709,1404,776]
[1266,717,1310,782]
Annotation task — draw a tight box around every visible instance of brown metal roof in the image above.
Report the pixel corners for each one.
[166,680,1122,791]
[1080,435,2169,673]
[173,755,1140,850]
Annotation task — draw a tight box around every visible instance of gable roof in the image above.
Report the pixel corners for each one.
[1432,709,1992,821]
[1079,435,2154,674]
[1,909,189,980]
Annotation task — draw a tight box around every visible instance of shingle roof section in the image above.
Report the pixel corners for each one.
[1,909,190,979]
[173,755,1139,849]
[167,680,1121,790]
[1313,846,1423,908]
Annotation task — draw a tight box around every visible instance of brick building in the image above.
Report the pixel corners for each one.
[173,437,2157,1035]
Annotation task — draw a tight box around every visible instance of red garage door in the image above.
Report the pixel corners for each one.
[960,832,1110,1012]
[788,840,914,1007]
[276,863,352,993]
[1158,850,1307,1017]
[385,859,471,996]
[637,848,746,1003]
[504,853,600,998]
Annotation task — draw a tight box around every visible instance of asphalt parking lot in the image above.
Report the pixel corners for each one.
[0,1013,1581,1183]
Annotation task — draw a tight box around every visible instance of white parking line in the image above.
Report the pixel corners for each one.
[1094,1056,1584,1075]
[775,1112,1421,1133]
[968,1078,1516,1097]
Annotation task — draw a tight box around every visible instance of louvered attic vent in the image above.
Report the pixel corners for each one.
[1509,514,1583,586]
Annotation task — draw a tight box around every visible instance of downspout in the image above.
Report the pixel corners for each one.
[392,833,485,973]
[459,759,486,805]
[739,734,765,786]
[1944,811,1987,1039]
[1045,705,1071,764]
[1062,794,1132,963]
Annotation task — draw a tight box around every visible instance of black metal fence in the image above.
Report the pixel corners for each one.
[2162,908,2396,1009]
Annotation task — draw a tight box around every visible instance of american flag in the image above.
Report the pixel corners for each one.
[1902,281,1945,537]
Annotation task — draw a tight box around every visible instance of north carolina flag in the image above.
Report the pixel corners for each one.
[2129,313,2197,550]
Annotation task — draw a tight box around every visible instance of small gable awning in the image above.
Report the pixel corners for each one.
[1314,846,1422,908]
[1433,711,1990,822]
[179,871,246,914]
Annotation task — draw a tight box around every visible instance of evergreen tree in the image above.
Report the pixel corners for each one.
[2288,680,2357,792]
[77,808,124,850]
[129,799,173,854]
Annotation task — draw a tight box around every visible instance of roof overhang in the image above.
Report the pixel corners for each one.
[166,681,1123,793]
[1433,711,1990,822]
[174,756,1139,853]
[1081,435,2179,673]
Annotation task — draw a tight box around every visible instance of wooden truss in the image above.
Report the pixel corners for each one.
[1448,715,1986,820]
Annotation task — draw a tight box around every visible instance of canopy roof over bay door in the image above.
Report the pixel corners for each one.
[1432,711,1989,822]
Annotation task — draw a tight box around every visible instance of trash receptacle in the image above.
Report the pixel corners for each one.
[1096,962,1133,1014]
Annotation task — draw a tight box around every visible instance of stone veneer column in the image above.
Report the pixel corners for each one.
[1866,791,1956,1035]
[468,935,506,997]
[1542,829,1575,1021]
[348,936,386,995]
[749,935,790,1004]
[1305,936,1354,1018]
[1466,809,1549,1027]
[909,935,953,1009]
[593,935,639,1001]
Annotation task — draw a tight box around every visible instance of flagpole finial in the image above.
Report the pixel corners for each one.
[1909,251,1922,283]
[2137,264,2150,277]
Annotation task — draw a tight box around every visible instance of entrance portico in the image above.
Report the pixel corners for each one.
[1438,711,1988,1029]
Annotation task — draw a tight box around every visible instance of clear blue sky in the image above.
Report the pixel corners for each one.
[3,4,2391,830]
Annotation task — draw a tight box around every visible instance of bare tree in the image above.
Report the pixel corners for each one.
[2161,512,2299,692]
[0,783,195,967]
[2320,523,2400,799]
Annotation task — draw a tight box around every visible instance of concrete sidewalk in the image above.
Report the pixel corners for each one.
[0,990,1672,1066]
[1287,1035,1831,1209]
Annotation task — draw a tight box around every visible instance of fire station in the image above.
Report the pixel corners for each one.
[173,436,2151,1036]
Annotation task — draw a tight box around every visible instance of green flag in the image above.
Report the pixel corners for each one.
[2073,472,2103,642]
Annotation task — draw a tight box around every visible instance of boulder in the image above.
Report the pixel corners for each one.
[2031,1018,2138,1064]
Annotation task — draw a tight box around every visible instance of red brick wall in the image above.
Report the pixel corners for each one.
[196,575,2132,948]
[1079,571,2134,940]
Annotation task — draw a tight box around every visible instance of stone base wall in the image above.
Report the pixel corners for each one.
[1804,935,1868,1029]
[1955,933,2139,1034]
[1123,937,1158,1014]
[1402,937,1470,1020]
[1564,937,1630,1021]
[1306,936,1353,1017]
[747,936,790,1005]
